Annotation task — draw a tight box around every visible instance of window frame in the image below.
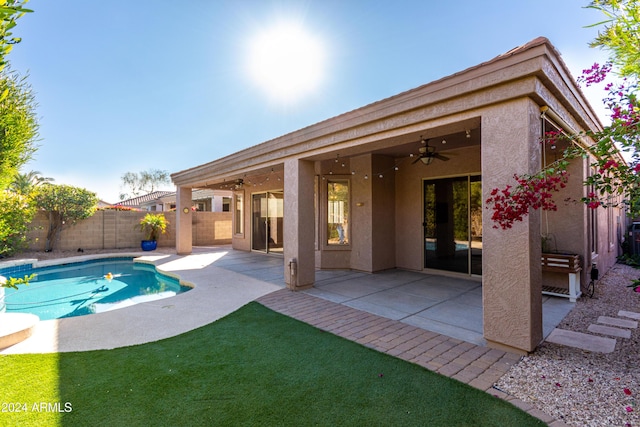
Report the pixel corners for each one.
[325,178,351,247]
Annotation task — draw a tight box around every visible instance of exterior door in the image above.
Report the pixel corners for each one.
[424,176,482,275]
[251,191,284,254]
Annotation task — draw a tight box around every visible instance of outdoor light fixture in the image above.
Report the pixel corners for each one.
[412,137,449,165]
[183,207,189,214]
[420,156,433,165]
[420,145,436,165]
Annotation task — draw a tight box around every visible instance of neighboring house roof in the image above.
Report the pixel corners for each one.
[158,189,232,204]
[116,191,175,207]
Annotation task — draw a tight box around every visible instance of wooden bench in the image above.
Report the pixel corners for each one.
[541,253,582,302]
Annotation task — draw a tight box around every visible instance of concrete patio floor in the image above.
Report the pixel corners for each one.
[212,246,575,346]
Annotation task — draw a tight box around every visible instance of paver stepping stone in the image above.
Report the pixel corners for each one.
[597,316,638,329]
[619,310,640,320]
[546,328,616,353]
[588,324,632,338]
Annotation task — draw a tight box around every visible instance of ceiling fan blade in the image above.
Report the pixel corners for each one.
[434,153,450,161]
[412,156,422,164]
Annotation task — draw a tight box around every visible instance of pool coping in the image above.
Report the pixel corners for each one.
[0,249,283,354]
[0,252,148,273]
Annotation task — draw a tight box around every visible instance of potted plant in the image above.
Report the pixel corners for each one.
[137,213,168,251]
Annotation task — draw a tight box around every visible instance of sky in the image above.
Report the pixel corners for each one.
[8,0,612,203]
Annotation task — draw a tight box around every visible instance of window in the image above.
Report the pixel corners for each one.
[327,180,349,245]
[223,197,231,212]
[234,193,244,235]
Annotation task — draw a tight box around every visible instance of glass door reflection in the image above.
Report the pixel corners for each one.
[251,191,284,254]
[424,176,482,275]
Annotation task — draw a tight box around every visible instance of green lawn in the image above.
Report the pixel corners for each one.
[1,302,545,426]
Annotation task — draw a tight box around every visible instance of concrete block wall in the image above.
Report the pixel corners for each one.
[26,210,232,251]
[193,212,232,245]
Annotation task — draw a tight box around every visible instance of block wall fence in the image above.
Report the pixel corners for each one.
[26,211,232,251]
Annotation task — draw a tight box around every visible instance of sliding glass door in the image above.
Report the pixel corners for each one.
[424,176,482,275]
[252,191,284,254]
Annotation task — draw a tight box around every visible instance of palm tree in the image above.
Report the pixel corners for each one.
[9,170,54,195]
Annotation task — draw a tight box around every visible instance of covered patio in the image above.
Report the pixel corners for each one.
[172,37,617,353]
[207,246,574,346]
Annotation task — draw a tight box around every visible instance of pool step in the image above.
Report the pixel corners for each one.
[0,313,40,350]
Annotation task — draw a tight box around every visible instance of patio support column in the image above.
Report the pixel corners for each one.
[284,158,315,290]
[176,186,193,255]
[482,99,543,354]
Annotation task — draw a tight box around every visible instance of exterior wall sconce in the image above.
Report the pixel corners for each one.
[183,207,190,214]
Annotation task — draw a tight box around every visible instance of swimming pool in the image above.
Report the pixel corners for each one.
[3,258,192,320]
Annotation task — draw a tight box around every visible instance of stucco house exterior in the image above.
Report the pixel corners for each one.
[155,189,233,212]
[116,189,232,212]
[171,37,626,354]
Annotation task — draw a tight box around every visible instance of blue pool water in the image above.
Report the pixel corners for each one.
[3,258,191,320]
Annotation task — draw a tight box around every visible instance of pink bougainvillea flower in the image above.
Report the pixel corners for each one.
[588,378,594,383]
[626,406,633,413]
[555,382,562,387]
[624,388,632,395]
[378,373,384,377]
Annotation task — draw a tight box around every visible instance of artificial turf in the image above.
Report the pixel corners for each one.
[0,302,545,426]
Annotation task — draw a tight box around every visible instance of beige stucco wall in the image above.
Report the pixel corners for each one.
[481,99,543,353]
[541,152,625,291]
[284,159,315,289]
[371,155,396,271]
[26,210,231,251]
[349,154,373,271]
[541,156,589,289]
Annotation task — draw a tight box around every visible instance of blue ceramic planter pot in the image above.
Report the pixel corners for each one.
[141,240,157,251]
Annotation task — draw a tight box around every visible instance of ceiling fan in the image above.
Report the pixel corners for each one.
[412,137,450,165]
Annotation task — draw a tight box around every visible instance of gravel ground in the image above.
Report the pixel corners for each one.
[497,263,640,427]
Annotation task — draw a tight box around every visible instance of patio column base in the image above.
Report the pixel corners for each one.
[485,339,530,356]
[288,283,314,291]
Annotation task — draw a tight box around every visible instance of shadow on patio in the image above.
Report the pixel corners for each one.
[204,246,575,347]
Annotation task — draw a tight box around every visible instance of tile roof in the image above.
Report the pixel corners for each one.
[115,191,175,207]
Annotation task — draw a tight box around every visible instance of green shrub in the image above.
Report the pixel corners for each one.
[0,190,35,257]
